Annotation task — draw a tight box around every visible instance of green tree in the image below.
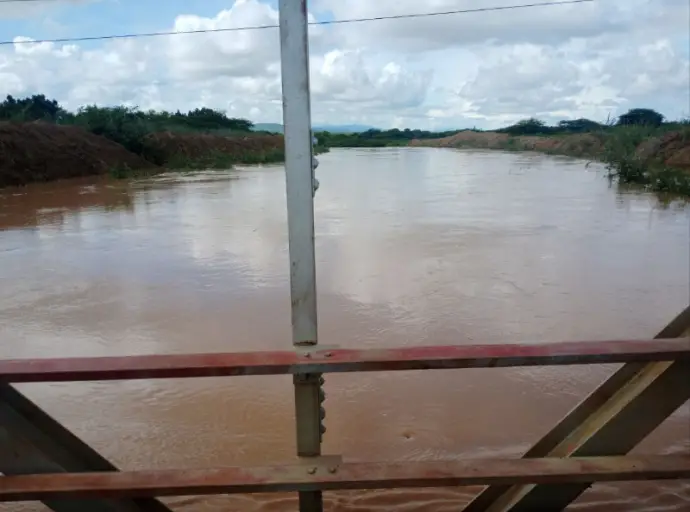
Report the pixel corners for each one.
[557,118,604,133]
[499,118,550,135]
[0,94,68,122]
[186,107,253,131]
[71,105,163,163]
[617,108,664,127]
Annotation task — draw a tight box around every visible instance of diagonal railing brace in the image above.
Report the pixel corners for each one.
[463,305,690,512]
[0,383,172,512]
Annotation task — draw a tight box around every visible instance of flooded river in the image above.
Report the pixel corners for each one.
[1,147,688,511]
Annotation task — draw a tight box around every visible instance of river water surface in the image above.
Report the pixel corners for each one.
[1,147,689,511]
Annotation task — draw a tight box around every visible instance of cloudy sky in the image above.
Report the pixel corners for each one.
[0,0,688,129]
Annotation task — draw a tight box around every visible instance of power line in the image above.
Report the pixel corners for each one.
[2,0,593,46]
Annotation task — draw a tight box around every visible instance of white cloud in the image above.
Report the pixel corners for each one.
[0,0,96,19]
[312,0,688,52]
[311,50,431,109]
[0,0,688,129]
[0,71,23,94]
[166,1,281,80]
[13,36,56,55]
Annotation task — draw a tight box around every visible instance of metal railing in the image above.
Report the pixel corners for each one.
[1,333,689,511]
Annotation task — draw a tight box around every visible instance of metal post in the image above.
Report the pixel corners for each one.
[278,1,324,511]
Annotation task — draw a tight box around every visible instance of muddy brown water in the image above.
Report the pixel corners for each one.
[1,147,689,512]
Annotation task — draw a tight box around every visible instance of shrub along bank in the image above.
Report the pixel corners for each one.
[411,125,690,197]
[0,94,297,187]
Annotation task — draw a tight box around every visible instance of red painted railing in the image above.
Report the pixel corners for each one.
[1,337,689,509]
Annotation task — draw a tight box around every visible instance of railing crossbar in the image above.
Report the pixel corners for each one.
[2,456,689,502]
[1,338,688,383]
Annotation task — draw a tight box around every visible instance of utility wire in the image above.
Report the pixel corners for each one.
[2,0,593,46]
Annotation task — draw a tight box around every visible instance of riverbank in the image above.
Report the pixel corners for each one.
[410,127,690,196]
[0,121,289,188]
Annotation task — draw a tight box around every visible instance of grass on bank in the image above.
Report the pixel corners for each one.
[107,150,285,179]
[109,145,331,179]
[108,163,160,180]
[601,126,690,196]
[165,148,285,171]
[513,127,690,196]
[164,144,329,171]
[410,124,690,197]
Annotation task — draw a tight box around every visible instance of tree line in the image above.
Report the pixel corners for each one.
[316,127,460,148]
[0,94,256,163]
[0,94,254,131]
[2,95,683,154]
[495,108,674,136]
[316,108,685,147]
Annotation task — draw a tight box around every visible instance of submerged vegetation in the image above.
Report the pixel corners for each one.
[163,148,285,171]
[600,126,690,195]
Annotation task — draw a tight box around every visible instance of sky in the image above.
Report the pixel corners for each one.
[0,0,688,130]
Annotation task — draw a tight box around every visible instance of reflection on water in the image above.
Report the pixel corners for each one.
[1,148,688,511]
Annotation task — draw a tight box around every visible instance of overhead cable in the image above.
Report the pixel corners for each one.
[2,0,593,46]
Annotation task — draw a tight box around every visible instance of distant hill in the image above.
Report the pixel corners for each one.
[252,123,377,134]
[315,124,376,133]
[252,123,284,133]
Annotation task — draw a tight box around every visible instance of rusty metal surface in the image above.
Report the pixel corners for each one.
[2,455,689,501]
[463,305,690,512]
[0,383,173,512]
[1,338,688,383]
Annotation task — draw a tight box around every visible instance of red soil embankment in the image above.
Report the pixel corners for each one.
[144,131,283,160]
[0,123,287,188]
[410,131,605,156]
[635,131,690,170]
[0,121,153,187]
[410,130,690,170]
[412,131,511,149]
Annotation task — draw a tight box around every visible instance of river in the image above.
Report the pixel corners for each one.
[1,147,688,511]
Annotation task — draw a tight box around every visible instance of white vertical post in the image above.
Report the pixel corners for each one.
[279,0,317,346]
[278,1,323,511]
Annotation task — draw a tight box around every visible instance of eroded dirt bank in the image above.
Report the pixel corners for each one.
[0,121,285,188]
[411,130,690,170]
[0,121,153,187]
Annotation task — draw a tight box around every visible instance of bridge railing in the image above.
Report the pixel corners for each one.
[1,336,689,510]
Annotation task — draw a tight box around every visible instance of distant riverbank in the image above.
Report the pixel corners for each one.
[410,127,690,197]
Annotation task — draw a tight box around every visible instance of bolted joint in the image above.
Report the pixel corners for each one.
[318,375,326,440]
[293,372,327,454]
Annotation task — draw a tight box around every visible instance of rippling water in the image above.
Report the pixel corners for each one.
[1,147,688,511]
